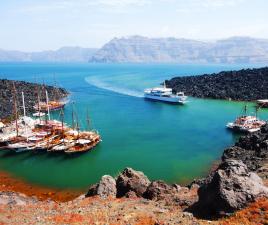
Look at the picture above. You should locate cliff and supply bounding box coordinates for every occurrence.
[167,67,268,101]
[89,36,268,64]
[0,79,69,119]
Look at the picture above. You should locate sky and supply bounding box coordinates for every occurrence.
[0,0,267,51]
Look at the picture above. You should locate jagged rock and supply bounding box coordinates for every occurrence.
[86,175,117,198]
[125,191,137,198]
[222,125,268,173]
[143,181,198,207]
[143,180,178,201]
[190,159,268,217]
[116,168,150,197]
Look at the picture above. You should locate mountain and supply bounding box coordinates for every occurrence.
[0,47,98,62]
[89,36,268,64]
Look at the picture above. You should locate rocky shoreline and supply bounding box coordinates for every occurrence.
[0,79,69,119]
[86,124,268,219]
[166,67,268,101]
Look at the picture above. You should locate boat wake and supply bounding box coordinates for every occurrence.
[85,76,143,98]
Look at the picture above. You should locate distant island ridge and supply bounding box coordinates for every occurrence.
[1,36,268,64]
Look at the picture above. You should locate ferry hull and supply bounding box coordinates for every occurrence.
[144,94,186,104]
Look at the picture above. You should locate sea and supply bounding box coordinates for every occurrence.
[0,62,267,190]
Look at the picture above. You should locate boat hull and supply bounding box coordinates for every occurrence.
[226,123,261,133]
[144,94,186,104]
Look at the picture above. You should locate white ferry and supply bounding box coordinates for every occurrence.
[144,83,187,104]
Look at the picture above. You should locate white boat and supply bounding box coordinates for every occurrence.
[226,105,266,133]
[7,142,35,152]
[144,83,187,104]
[257,99,268,108]
[32,112,46,117]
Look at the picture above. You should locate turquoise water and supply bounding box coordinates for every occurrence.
[0,63,267,189]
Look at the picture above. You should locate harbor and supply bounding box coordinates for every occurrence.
[0,81,101,154]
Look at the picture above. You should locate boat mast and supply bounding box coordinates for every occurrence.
[255,105,259,118]
[60,109,65,145]
[21,92,26,117]
[71,102,75,130]
[75,112,80,140]
[45,90,51,121]
[12,82,19,137]
[244,104,247,115]
[86,108,90,130]
[37,86,41,123]
[53,74,58,101]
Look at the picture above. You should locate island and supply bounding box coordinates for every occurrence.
[0,79,69,119]
[166,67,268,101]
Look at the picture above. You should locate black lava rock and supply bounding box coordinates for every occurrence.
[0,79,69,119]
[167,67,268,101]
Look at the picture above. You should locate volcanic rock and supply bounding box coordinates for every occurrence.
[86,175,117,198]
[116,168,150,197]
[190,159,268,217]
[167,67,268,101]
[222,125,268,174]
[143,180,179,201]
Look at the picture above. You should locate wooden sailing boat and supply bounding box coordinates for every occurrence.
[33,78,66,112]
[64,108,101,154]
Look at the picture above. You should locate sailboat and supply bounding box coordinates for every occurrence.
[64,108,101,154]
[226,105,266,133]
[34,80,66,112]
[33,86,46,117]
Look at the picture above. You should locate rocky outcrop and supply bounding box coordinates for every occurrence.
[0,79,69,119]
[86,175,117,198]
[87,169,198,207]
[167,67,268,101]
[143,180,180,201]
[116,168,150,197]
[222,125,268,175]
[0,191,38,205]
[190,160,268,217]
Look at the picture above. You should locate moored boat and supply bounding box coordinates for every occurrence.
[257,99,268,108]
[226,105,266,133]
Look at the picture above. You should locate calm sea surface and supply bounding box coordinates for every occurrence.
[0,63,267,189]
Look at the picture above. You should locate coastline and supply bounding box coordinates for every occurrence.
[0,170,83,202]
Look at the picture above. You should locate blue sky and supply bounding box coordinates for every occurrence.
[0,0,267,51]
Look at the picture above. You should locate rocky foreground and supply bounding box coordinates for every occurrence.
[167,67,268,101]
[0,79,69,119]
[1,126,268,224]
